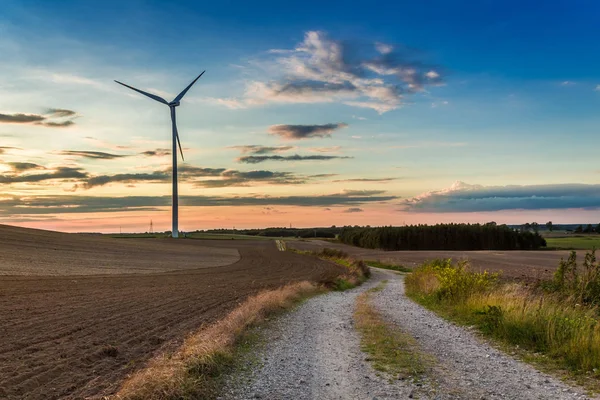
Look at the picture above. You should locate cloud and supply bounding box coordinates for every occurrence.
[268,123,348,140]
[218,31,444,113]
[401,181,600,212]
[47,108,77,117]
[595,84,600,91]
[229,145,294,155]
[344,207,364,213]
[71,164,306,189]
[238,154,352,164]
[333,177,398,183]
[41,120,75,127]
[0,191,397,215]
[309,146,341,153]
[0,167,88,184]
[196,170,304,188]
[59,150,129,160]
[140,148,171,157]
[6,162,45,172]
[81,172,169,189]
[0,113,46,123]
[0,146,18,154]
[178,165,227,177]
[342,190,387,196]
[0,109,78,127]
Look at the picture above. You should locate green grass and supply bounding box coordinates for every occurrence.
[405,259,600,392]
[545,235,600,250]
[355,281,433,380]
[365,260,411,273]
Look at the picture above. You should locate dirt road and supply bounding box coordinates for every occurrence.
[0,226,345,400]
[290,239,578,280]
[221,269,593,399]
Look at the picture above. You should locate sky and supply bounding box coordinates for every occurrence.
[1,0,599,233]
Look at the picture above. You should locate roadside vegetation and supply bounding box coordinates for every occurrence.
[291,247,370,290]
[405,252,600,387]
[115,281,324,400]
[340,223,546,250]
[354,281,434,381]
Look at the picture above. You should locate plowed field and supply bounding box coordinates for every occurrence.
[0,225,344,399]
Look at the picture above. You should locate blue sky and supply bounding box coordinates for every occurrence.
[0,0,599,231]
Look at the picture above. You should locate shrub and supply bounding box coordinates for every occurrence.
[405,259,498,303]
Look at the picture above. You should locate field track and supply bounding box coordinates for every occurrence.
[0,225,345,399]
[289,240,580,281]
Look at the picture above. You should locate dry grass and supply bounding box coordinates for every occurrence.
[114,281,323,400]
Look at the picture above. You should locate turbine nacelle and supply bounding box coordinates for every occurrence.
[169,101,181,107]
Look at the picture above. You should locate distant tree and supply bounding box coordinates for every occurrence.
[575,225,584,233]
[584,224,594,233]
[546,221,553,232]
[531,222,539,233]
[597,223,600,234]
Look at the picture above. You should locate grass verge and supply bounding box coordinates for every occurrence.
[290,247,370,290]
[113,281,323,400]
[354,280,433,381]
[405,257,600,392]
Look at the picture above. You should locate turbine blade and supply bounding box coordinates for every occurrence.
[114,80,169,105]
[171,109,185,161]
[176,132,184,162]
[173,71,205,103]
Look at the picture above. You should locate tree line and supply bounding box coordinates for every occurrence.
[339,223,547,251]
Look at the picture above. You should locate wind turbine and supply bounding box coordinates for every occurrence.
[115,71,205,238]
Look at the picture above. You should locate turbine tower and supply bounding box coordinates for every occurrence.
[115,71,205,238]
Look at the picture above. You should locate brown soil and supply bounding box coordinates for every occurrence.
[0,226,345,400]
[0,224,239,275]
[289,239,580,281]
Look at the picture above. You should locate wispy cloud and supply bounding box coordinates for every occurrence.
[333,177,398,183]
[6,162,45,172]
[228,145,294,155]
[0,191,398,215]
[401,181,600,212]
[238,154,352,164]
[59,150,129,160]
[215,31,443,113]
[309,146,341,153]
[0,146,19,154]
[0,109,78,128]
[0,167,88,184]
[140,148,171,157]
[268,123,348,140]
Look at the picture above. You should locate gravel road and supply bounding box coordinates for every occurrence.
[220,268,596,400]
